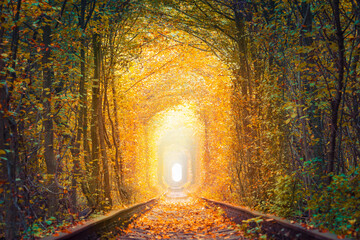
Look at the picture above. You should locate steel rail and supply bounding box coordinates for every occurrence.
[202,198,351,240]
[42,198,157,240]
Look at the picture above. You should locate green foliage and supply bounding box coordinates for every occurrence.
[269,173,305,218]
[237,216,267,239]
[308,168,360,237]
[303,158,324,178]
[45,216,57,226]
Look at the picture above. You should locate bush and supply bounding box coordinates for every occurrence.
[270,173,305,218]
[307,167,360,237]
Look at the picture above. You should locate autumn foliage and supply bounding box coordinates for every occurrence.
[0,0,359,239]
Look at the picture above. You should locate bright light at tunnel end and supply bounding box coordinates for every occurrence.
[172,163,182,182]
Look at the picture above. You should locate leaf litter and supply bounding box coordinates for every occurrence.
[116,196,246,239]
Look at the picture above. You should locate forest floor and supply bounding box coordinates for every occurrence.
[116,194,246,239]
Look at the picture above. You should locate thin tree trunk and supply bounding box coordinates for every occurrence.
[71,0,87,212]
[203,112,211,183]
[232,0,252,203]
[327,0,345,181]
[89,33,101,208]
[298,2,312,165]
[42,23,58,216]
[108,32,126,200]
[349,2,360,166]
[106,87,124,200]
[82,44,91,201]
[0,0,21,236]
[99,66,112,208]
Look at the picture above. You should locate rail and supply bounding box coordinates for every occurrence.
[202,198,349,240]
[42,198,157,240]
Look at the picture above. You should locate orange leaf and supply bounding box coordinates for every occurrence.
[62,229,72,234]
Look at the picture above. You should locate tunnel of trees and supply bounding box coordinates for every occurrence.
[0,0,360,238]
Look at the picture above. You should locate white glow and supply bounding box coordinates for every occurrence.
[172,163,182,182]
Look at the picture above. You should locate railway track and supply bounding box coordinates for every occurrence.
[202,198,348,240]
[42,199,157,240]
[43,193,348,240]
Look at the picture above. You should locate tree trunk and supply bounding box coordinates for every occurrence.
[99,69,112,208]
[232,0,252,203]
[202,111,211,183]
[349,2,360,165]
[110,71,126,200]
[300,2,325,169]
[0,0,21,236]
[42,23,58,216]
[327,0,345,181]
[71,0,87,213]
[108,31,127,200]
[89,33,101,208]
